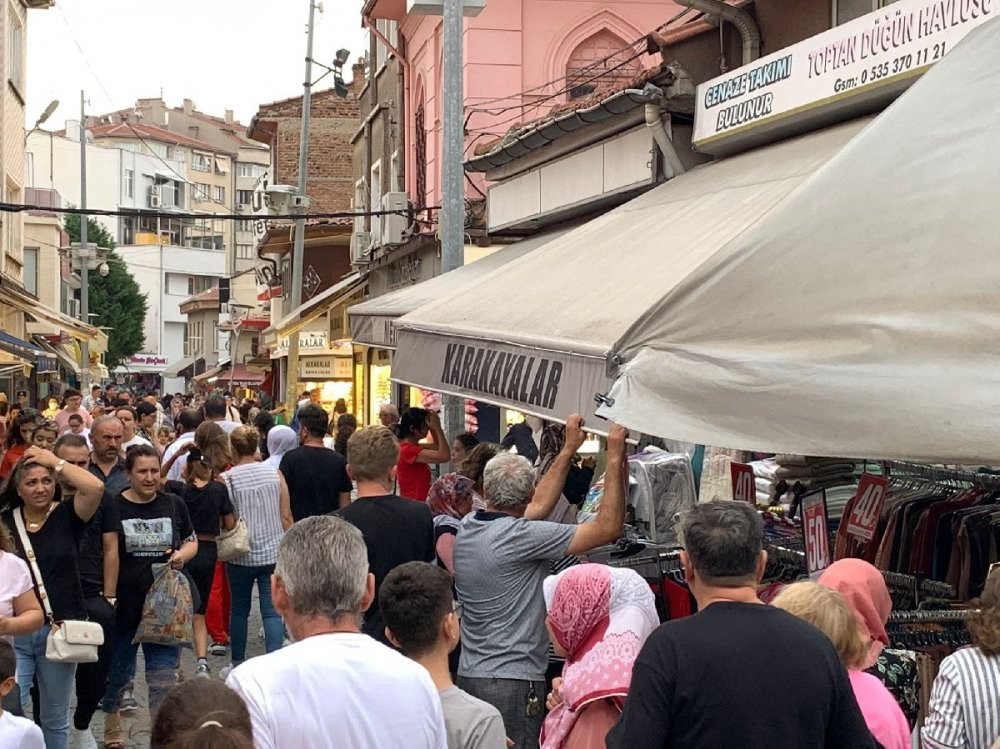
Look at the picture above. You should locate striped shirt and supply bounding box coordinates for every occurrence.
[922,646,1000,749]
[222,463,285,567]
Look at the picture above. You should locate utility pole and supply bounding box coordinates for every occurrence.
[286,0,316,409]
[440,0,466,445]
[78,90,91,391]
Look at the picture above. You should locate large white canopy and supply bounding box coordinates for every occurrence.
[599,19,1000,462]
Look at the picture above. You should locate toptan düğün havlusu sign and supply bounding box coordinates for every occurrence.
[693,0,995,155]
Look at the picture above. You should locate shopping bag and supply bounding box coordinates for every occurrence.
[133,565,194,646]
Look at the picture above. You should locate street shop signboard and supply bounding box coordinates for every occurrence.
[844,473,889,542]
[801,489,832,575]
[730,462,755,503]
[299,356,352,380]
[693,0,996,154]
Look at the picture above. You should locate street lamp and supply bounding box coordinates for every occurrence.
[24,99,58,143]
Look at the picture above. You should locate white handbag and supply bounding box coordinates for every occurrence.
[217,475,252,562]
[13,508,104,663]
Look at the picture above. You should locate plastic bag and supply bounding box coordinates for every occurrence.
[133,565,193,646]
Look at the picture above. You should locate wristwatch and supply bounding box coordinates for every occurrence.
[104,596,117,607]
[54,459,66,475]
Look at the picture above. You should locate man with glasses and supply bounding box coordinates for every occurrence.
[54,433,120,749]
[55,388,93,433]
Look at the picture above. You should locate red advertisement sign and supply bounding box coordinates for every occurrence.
[844,474,889,542]
[801,490,831,575]
[730,462,755,503]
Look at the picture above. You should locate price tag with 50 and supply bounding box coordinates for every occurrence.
[801,490,831,575]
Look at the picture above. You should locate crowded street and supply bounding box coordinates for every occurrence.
[1,1,1000,748]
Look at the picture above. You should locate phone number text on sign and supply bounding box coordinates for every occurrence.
[801,490,831,575]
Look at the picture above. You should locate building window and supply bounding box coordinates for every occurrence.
[237,219,254,232]
[214,185,225,203]
[149,142,170,159]
[354,178,366,233]
[192,183,211,203]
[8,12,23,93]
[414,104,427,209]
[124,169,134,199]
[834,0,901,24]
[236,189,254,206]
[375,19,398,70]
[183,323,190,357]
[191,152,212,172]
[390,150,402,193]
[237,163,264,178]
[236,243,254,259]
[370,161,382,242]
[22,247,37,295]
[565,29,641,100]
[188,275,214,296]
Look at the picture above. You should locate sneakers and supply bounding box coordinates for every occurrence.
[208,641,228,656]
[196,661,211,678]
[119,689,139,714]
[218,663,234,681]
[67,727,99,749]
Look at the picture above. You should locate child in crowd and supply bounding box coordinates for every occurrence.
[151,680,254,749]
[157,426,174,450]
[380,561,508,749]
[0,639,44,748]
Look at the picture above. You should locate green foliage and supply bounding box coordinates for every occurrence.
[63,215,147,370]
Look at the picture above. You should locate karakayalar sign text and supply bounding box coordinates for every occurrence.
[440,343,563,410]
[693,0,995,152]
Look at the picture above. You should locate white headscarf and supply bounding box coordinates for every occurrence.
[264,425,298,469]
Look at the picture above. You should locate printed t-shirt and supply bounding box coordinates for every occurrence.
[397,441,432,501]
[226,632,447,749]
[76,491,122,598]
[279,446,352,520]
[337,494,434,641]
[2,501,88,621]
[453,512,577,680]
[114,490,194,631]
[166,480,234,536]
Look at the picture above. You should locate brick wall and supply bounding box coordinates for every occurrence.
[255,87,361,215]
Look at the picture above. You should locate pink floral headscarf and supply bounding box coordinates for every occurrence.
[540,564,659,749]
[819,558,891,669]
[427,473,481,521]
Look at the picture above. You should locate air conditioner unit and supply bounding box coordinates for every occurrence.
[148,186,161,208]
[380,192,410,246]
[351,230,372,264]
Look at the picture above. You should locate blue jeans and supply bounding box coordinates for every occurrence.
[14,624,77,749]
[101,629,179,715]
[228,563,283,663]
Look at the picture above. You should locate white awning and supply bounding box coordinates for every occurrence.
[392,116,871,431]
[261,273,365,349]
[599,19,1000,463]
[349,225,577,348]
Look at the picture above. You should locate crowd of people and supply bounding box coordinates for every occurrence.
[0,384,998,749]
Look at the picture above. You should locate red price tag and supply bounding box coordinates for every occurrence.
[730,462,755,503]
[844,474,888,542]
[801,490,831,575]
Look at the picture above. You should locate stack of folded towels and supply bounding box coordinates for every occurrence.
[751,455,856,508]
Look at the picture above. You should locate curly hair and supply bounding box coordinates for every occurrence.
[457,442,500,494]
[969,566,1000,656]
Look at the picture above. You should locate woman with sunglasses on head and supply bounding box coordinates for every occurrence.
[30,420,59,452]
[101,444,197,749]
[166,447,235,679]
[0,446,104,749]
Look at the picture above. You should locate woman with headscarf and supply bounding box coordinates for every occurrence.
[426,473,480,573]
[541,564,659,749]
[819,558,920,727]
[263,425,298,471]
[536,423,595,525]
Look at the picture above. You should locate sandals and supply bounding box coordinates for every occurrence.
[103,711,126,749]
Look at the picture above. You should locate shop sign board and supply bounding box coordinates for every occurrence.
[844,473,888,541]
[730,462,755,503]
[693,0,996,154]
[299,356,352,380]
[801,489,832,575]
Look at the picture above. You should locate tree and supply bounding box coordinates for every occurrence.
[64,214,147,370]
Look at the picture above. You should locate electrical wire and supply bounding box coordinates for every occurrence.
[1,201,439,222]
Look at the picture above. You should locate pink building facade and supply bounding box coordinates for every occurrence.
[365,0,680,209]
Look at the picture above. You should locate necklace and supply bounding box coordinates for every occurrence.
[23,503,54,530]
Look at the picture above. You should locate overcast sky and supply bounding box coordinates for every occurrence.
[26,0,369,129]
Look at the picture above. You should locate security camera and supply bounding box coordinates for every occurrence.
[263,185,298,215]
[98,262,110,277]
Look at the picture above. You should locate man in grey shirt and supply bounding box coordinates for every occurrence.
[452,415,628,749]
[381,562,507,749]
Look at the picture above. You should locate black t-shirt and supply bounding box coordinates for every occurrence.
[114,490,195,632]
[280,446,352,520]
[76,491,122,598]
[336,495,435,641]
[165,480,234,537]
[2,501,88,621]
[606,602,877,749]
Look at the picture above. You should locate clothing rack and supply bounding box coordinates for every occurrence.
[887,608,978,623]
[882,570,957,600]
[887,461,1000,490]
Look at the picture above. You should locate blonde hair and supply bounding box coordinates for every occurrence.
[229,426,260,459]
[772,581,868,668]
[346,426,399,482]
